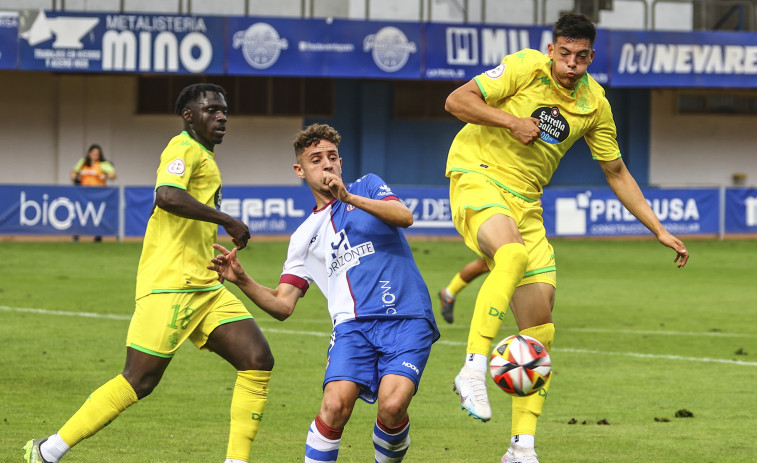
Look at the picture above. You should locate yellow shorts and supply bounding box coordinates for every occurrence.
[126,287,253,358]
[449,172,556,287]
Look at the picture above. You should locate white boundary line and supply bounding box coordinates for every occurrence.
[4,305,756,367]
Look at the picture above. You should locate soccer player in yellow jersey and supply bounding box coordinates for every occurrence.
[444,13,690,463]
[25,84,273,463]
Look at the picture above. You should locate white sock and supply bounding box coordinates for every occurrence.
[512,434,535,449]
[224,459,247,463]
[465,353,488,372]
[40,434,69,462]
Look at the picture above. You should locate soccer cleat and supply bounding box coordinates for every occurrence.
[501,443,539,463]
[23,438,52,463]
[439,288,456,324]
[453,365,491,421]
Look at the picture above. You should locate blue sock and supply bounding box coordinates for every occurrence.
[373,416,410,462]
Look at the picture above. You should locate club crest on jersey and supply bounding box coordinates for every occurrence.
[167,158,186,175]
[328,229,375,277]
[485,64,506,79]
[532,106,570,144]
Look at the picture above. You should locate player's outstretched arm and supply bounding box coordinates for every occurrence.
[156,186,250,248]
[209,244,300,320]
[599,158,689,268]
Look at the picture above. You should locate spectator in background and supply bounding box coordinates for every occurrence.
[70,144,116,241]
[71,144,116,186]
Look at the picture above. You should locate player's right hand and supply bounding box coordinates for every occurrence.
[510,117,541,145]
[209,244,246,284]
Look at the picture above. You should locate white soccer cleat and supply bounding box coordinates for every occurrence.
[453,365,492,421]
[501,443,539,463]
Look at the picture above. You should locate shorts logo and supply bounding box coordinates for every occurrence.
[402,361,420,375]
[485,64,506,79]
[167,158,185,175]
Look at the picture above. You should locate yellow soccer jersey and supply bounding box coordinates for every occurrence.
[446,48,621,201]
[135,131,224,299]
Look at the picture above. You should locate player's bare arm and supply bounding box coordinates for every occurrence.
[209,243,299,320]
[445,79,540,145]
[156,185,250,248]
[323,171,413,228]
[599,158,689,267]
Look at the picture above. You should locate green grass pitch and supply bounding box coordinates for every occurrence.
[2,238,756,462]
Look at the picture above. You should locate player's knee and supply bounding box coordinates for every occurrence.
[248,345,275,371]
[124,374,161,399]
[377,399,409,426]
[493,243,528,270]
[320,394,354,424]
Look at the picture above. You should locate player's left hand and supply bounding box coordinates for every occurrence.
[658,232,689,268]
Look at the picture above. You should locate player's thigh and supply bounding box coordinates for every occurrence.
[449,172,522,261]
[510,282,555,329]
[376,374,416,421]
[325,320,382,404]
[320,380,361,427]
[189,287,255,349]
[206,317,273,371]
[375,319,434,394]
[518,199,557,288]
[127,291,219,357]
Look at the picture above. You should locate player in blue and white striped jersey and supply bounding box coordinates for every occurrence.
[208,123,439,462]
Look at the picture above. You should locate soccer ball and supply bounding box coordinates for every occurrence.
[490,334,551,397]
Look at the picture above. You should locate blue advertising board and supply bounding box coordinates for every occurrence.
[608,29,757,88]
[9,9,757,88]
[542,187,720,237]
[0,185,119,236]
[18,10,224,74]
[0,12,18,70]
[123,185,457,237]
[3,184,755,239]
[724,187,757,234]
[422,23,610,84]
[227,16,422,79]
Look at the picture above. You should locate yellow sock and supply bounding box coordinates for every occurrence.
[511,323,555,436]
[58,374,138,447]
[446,273,468,297]
[466,243,527,355]
[226,370,271,462]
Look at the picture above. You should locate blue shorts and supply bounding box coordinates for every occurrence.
[324,318,435,404]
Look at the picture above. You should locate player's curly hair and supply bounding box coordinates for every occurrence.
[553,12,596,46]
[174,83,227,116]
[293,123,342,159]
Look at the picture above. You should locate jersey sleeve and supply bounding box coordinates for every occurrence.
[154,136,199,191]
[585,95,622,162]
[356,173,399,201]
[280,234,312,296]
[72,158,85,172]
[100,161,116,174]
[474,49,537,105]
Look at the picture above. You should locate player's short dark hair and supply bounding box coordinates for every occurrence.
[174,83,227,116]
[293,123,342,159]
[553,12,596,46]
